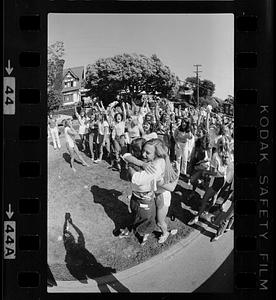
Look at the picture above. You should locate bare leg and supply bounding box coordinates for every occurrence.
[74,144,88,166]
[197,187,216,217]
[88,133,95,160]
[98,143,103,161]
[188,187,216,225]
[67,145,76,172]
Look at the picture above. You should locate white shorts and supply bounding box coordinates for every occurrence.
[79,125,86,135]
[156,190,171,208]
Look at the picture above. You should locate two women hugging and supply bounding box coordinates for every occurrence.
[119,138,180,245]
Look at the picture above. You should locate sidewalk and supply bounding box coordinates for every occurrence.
[49,226,233,293]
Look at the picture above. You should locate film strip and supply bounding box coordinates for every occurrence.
[2,0,273,298]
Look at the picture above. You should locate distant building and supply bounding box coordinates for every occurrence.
[61,66,85,106]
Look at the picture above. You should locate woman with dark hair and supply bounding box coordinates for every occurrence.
[155,102,172,151]
[174,118,193,177]
[74,105,89,152]
[87,112,98,162]
[95,113,110,163]
[111,102,126,170]
[142,121,158,141]
[187,134,211,194]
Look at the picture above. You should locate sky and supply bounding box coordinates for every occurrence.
[48,14,234,99]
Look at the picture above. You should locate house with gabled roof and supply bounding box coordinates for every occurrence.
[61,66,85,106]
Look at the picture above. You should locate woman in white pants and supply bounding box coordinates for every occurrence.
[174,118,193,177]
[48,114,61,150]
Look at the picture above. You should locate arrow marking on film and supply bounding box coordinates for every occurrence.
[6,204,14,219]
[5,59,13,76]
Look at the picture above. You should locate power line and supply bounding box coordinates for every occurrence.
[193,64,202,107]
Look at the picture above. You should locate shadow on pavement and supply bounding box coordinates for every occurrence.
[62,152,84,166]
[194,250,234,293]
[63,214,130,292]
[47,264,57,287]
[90,185,132,236]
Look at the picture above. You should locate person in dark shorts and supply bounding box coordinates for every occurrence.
[188,138,230,225]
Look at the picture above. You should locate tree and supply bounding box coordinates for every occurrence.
[47,41,65,111]
[84,53,180,106]
[48,90,63,112]
[185,77,216,106]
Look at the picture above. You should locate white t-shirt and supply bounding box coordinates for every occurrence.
[211,152,228,178]
[113,121,125,138]
[131,158,165,193]
[143,132,158,141]
[98,120,109,135]
[225,160,234,183]
[78,117,87,134]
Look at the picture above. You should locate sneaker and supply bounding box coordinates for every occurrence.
[119,229,130,238]
[94,159,101,163]
[211,234,222,242]
[158,232,170,244]
[141,234,149,246]
[201,211,208,217]
[188,216,199,225]
[170,229,178,235]
[224,228,231,233]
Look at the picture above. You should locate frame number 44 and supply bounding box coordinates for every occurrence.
[3,77,15,115]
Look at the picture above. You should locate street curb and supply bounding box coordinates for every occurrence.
[51,228,201,290]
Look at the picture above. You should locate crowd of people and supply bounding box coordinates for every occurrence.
[48,97,234,244]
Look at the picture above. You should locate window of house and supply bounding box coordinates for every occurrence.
[64,94,74,103]
[64,79,76,88]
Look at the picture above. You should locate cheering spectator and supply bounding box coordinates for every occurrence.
[48,113,61,150]
[174,118,193,177]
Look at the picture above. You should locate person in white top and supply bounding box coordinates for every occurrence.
[142,121,158,141]
[48,114,61,150]
[174,118,193,177]
[111,102,126,170]
[95,113,110,163]
[74,105,89,152]
[188,138,230,225]
[63,119,89,172]
[127,138,179,244]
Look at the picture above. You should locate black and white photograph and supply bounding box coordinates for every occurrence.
[47,13,234,293]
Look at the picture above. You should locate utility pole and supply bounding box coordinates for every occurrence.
[193,64,202,107]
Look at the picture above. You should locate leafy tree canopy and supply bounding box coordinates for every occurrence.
[84,53,180,106]
[185,77,216,103]
[48,41,65,112]
[48,41,65,89]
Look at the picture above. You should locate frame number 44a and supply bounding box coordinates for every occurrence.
[4,221,16,259]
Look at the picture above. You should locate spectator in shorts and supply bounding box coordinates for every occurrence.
[174,118,193,177]
[48,113,61,150]
[188,138,230,225]
[95,113,110,163]
[64,119,89,172]
[74,105,89,152]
